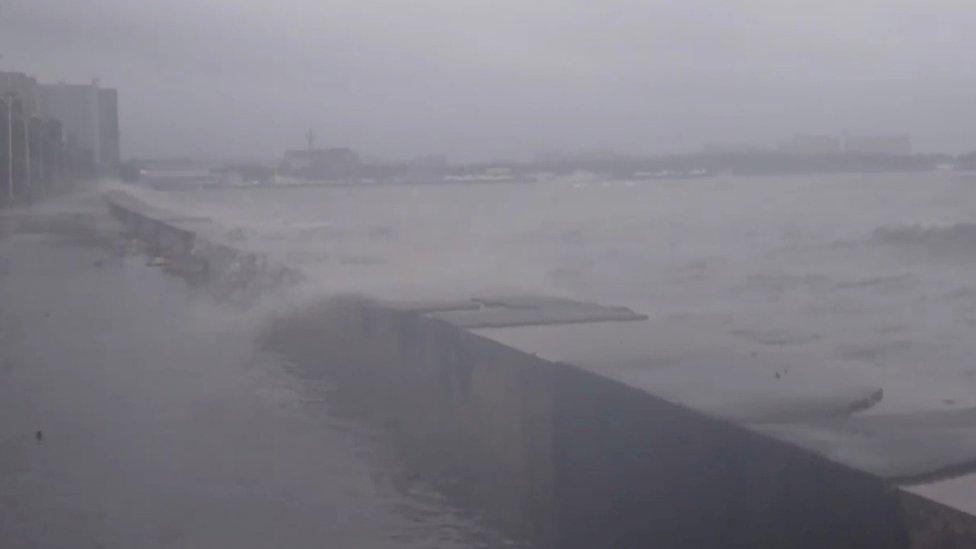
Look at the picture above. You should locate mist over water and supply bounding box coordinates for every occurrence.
[8,1,976,159]
[122,171,976,421]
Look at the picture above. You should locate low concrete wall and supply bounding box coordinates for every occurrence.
[106,191,301,299]
[262,299,912,548]
[902,491,976,548]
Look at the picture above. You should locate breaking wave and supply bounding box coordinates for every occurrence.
[872,223,976,257]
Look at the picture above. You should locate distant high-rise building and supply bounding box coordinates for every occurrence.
[410,153,448,168]
[0,71,40,115]
[38,80,120,170]
[781,134,842,155]
[98,88,120,167]
[38,82,99,169]
[701,142,764,154]
[1,72,40,201]
[279,148,361,179]
[843,134,911,156]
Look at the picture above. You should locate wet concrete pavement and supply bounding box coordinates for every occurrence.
[0,201,518,548]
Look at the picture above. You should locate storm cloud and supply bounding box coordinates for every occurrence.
[2,0,974,160]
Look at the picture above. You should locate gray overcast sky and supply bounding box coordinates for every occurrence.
[2,0,974,161]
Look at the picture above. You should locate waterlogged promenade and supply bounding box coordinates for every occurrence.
[0,192,521,549]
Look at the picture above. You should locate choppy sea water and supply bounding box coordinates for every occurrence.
[130,172,976,417]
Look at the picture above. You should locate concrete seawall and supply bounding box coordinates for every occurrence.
[106,191,976,548]
[106,190,301,300]
[263,299,912,548]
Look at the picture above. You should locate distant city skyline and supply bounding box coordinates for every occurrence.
[3,1,975,162]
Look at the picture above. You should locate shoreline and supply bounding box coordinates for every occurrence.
[102,186,976,547]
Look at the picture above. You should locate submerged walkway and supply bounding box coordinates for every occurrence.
[0,196,519,548]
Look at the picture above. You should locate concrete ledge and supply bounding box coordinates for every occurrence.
[902,490,976,547]
[261,297,976,548]
[431,295,648,328]
[104,190,301,300]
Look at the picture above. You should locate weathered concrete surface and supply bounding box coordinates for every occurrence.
[907,472,976,529]
[262,299,915,548]
[379,299,481,313]
[901,491,976,549]
[759,408,976,482]
[481,321,976,482]
[431,295,647,328]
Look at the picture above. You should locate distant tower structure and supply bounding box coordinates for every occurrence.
[305,129,317,151]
